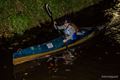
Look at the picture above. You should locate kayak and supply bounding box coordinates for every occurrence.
[13,27,97,65]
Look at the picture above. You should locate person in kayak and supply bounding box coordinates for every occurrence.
[54,19,79,43]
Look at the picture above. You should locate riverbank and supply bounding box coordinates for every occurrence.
[0,0,100,37]
[104,0,120,44]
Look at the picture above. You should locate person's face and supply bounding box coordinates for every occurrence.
[64,20,69,27]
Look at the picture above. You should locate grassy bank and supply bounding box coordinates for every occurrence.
[0,0,101,37]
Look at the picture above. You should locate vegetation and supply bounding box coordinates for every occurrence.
[105,1,120,44]
[0,0,101,37]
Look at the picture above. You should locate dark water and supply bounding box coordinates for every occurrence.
[14,33,120,80]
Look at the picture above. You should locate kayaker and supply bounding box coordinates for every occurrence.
[54,19,79,43]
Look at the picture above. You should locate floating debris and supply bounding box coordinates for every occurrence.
[22,78,26,80]
[98,57,102,60]
[105,51,109,55]
[24,73,28,76]
[30,66,34,69]
[22,39,27,42]
[11,42,19,46]
[51,75,67,79]
[30,47,34,50]
[116,52,120,55]
[54,68,58,72]
[65,69,71,72]
[80,50,82,53]
[3,65,7,69]
[8,47,13,50]
[37,63,41,66]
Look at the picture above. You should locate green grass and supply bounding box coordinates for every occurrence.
[0,0,101,36]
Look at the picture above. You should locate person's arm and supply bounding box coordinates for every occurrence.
[70,23,79,32]
[53,21,58,30]
[54,21,65,30]
[63,36,71,43]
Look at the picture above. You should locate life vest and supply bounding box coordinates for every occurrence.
[64,23,76,37]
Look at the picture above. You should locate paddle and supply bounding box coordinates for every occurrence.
[45,3,61,33]
[45,4,53,24]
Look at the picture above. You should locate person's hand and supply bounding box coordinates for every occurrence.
[54,21,57,30]
[63,39,67,43]
[54,21,57,25]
